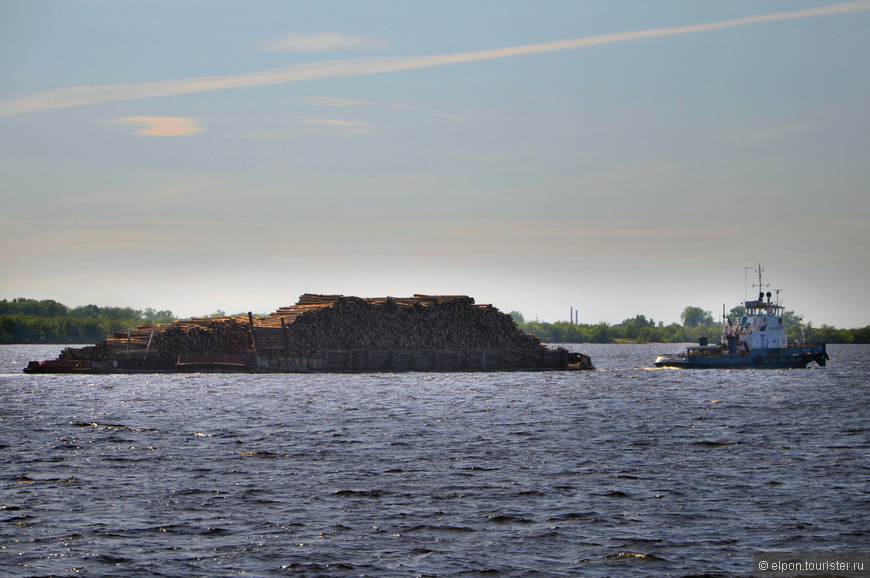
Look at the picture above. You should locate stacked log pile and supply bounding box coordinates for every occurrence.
[152,320,250,363]
[60,317,250,369]
[252,294,542,354]
[50,293,583,372]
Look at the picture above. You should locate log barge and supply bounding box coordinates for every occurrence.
[24,294,592,373]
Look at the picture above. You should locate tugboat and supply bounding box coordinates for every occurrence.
[654,266,828,369]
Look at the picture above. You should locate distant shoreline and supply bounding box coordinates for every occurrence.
[2,298,868,345]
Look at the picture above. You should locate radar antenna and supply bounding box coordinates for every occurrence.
[752,264,769,301]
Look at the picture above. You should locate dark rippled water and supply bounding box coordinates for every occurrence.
[1,344,868,576]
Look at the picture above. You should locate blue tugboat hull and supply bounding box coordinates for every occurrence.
[654,344,828,369]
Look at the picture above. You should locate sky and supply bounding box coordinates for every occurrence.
[2,1,869,327]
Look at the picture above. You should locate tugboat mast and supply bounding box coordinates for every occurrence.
[753,264,769,303]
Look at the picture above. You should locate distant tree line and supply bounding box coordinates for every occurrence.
[0,298,175,344]
[2,298,867,345]
[511,307,870,344]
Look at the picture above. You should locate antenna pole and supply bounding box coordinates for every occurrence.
[744,266,753,303]
[752,264,769,300]
[757,264,763,297]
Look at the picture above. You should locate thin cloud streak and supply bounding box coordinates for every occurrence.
[251,31,389,53]
[294,96,374,107]
[304,118,378,127]
[2,216,725,240]
[303,118,384,133]
[2,1,869,116]
[118,116,205,136]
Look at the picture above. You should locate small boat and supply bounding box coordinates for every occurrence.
[654,267,828,369]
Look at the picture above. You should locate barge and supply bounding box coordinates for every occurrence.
[24,294,592,373]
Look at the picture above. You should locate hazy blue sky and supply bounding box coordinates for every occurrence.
[2,1,869,326]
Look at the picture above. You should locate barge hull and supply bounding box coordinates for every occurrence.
[26,348,593,374]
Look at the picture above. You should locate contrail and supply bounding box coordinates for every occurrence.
[2,0,868,116]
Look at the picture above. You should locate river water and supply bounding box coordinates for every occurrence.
[1,343,867,576]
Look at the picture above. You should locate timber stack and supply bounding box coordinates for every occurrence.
[24,294,592,373]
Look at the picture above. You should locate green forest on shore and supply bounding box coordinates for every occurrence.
[1,298,868,345]
[0,299,176,344]
[512,308,870,345]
